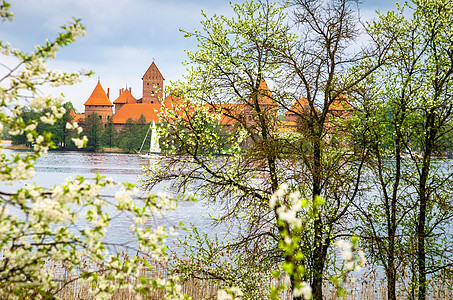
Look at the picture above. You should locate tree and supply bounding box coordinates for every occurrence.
[0,2,186,298]
[117,114,148,153]
[143,1,388,299]
[10,107,40,147]
[101,117,117,148]
[57,101,76,148]
[136,113,149,147]
[275,0,392,296]
[84,112,103,150]
[352,1,453,299]
[9,102,76,149]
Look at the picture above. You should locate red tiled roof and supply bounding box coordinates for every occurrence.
[257,79,274,105]
[286,98,310,115]
[113,88,137,104]
[162,94,199,122]
[208,103,246,125]
[112,103,160,124]
[69,108,84,122]
[279,120,298,133]
[84,82,113,106]
[74,114,85,123]
[143,62,164,79]
[259,79,270,92]
[328,95,352,111]
[163,94,183,109]
[283,120,298,127]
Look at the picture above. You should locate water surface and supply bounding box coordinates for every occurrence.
[0,148,222,254]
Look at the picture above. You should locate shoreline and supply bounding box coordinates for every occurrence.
[2,141,130,154]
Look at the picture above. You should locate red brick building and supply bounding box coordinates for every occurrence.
[74,62,351,133]
[142,62,164,105]
[83,81,113,123]
[75,62,165,129]
[113,87,138,114]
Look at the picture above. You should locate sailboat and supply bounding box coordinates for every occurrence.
[139,121,161,159]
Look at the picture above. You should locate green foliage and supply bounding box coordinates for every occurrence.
[351,0,453,298]
[101,117,117,148]
[158,99,244,155]
[118,116,148,153]
[145,1,380,299]
[84,113,103,150]
[172,224,275,299]
[10,102,76,149]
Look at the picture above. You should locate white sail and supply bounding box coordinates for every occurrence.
[149,120,160,153]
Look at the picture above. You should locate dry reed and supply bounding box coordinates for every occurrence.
[18,256,451,299]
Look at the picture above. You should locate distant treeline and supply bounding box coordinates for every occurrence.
[8,102,153,153]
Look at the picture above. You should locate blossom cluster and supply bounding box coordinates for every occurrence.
[269,184,367,299]
[292,282,312,300]
[0,1,13,22]
[335,239,366,272]
[269,183,305,229]
[217,286,244,300]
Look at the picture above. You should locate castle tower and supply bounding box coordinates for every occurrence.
[84,82,113,123]
[142,62,164,104]
[113,87,137,114]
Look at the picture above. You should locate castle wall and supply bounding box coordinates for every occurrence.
[85,105,113,123]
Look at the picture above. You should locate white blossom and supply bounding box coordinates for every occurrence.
[217,286,243,300]
[36,135,44,144]
[40,115,55,125]
[9,128,21,136]
[293,281,312,299]
[72,136,87,148]
[29,95,50,110]
[115,187,132,207]
[359,250,366,265]
[269,194,278,208]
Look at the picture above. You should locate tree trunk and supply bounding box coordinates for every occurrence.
[417,159,429,300]
[311,223,326,300]
[387,218,397,300]
[387,127,404,300]
[311,134,325,300]
[417,112,435,300]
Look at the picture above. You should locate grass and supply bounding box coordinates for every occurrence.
[9,254,451,299]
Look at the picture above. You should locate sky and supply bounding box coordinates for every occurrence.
[1,0,398,112]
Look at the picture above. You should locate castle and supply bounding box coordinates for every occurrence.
[73,62,166,130]
[72,61,351,132]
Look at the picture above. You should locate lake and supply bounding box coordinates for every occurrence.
[0,148,223,255]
